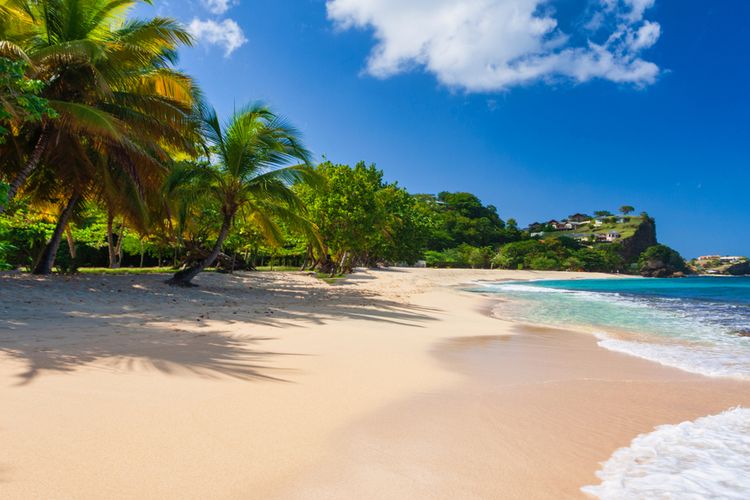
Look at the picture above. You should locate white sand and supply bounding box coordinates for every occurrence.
[1,269,748,499]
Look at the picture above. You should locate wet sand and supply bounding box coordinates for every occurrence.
[274,328,750,499]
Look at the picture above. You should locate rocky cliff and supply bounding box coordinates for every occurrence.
[619,217,658,263]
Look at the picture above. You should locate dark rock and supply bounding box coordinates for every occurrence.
[726,260,750,276]
[620,218,658,264]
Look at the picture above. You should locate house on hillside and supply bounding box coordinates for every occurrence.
[548,220,571,231]
[698,255,720,261]
[606,231,621,242]
[719,256,745,263]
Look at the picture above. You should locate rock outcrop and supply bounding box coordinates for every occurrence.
[725,260,750,276]
[639,243,689,278]
[619,217,658,264]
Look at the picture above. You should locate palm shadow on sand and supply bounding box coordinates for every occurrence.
[0,271,438,385]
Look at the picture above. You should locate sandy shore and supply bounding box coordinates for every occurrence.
[1,268,748,499]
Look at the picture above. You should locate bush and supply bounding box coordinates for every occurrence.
[528,255,560,270]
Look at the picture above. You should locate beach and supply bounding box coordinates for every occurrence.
[1,268,748,499]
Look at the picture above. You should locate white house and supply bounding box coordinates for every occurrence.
[606,231,621,242]
[719,256,745,263]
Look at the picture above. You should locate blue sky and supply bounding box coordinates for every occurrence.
[136,1,749,258]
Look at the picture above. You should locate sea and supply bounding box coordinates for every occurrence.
[474,276,750,499]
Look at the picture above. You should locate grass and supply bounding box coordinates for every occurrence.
[254,265,301,272]
[314,271,346,285]
[77,265,305,274]
[545,218,643,241]
[74,266,344,283]
[77,267,176,275]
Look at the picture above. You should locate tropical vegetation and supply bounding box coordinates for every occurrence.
[0,0,688,280]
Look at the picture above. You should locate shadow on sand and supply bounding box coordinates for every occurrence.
[0,271,437,385]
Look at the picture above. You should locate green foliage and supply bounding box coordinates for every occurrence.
[0,204,55,269]
[492,237,624,272]
[296,161,430,269]
[0,57,56,143]
[619,205,635,216]
[493,240,546,269]
[416,192,513,250]
[424,244,494,268]
[639,245,688,274]
[0,182,8,207]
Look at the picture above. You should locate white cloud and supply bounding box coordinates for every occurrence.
[326,0,662,92]
[200,0,238,15]
[188,18,248,56]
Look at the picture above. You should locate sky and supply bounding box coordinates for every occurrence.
[135,0,749,258]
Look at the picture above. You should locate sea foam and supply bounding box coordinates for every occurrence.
[478,280,750,380]
[594,334,750,380]
[582,408,750,499]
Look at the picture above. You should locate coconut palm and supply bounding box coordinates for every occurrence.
[0,0,197,217]
[164,103,319,287]
[0,0,199,273]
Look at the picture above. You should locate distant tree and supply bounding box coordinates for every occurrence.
[297,161,430,272]
[594,210,613,218]
[416,192,507,250]
[619,205,635,216]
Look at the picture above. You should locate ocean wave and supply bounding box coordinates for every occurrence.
[594,334,750,380]
[582,408,750,499]
[481,280,750,380]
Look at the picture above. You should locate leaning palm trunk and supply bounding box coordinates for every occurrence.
[32,192,79,275]
[0,126,49,215]
[166,213,233,287]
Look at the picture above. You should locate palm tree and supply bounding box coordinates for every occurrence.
[164,103,318,287]
[0,0,199,273]
[0,0,197,216]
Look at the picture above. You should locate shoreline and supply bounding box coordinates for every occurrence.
[1,268,748,498]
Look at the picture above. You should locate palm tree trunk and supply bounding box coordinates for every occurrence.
[106,210,118,268]
[32,192,79,275]
[65,226,77,259]
[0,126,49,215]
[166,212,233,287]
[114,223,124,267]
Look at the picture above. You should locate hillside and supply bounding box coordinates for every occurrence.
[529,214,657,265]
[690,256,750,275]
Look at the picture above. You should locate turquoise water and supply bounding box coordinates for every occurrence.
[477,277,750,379]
